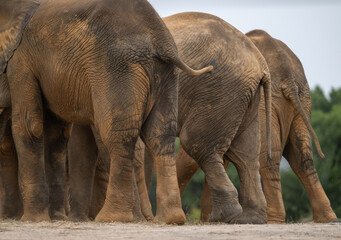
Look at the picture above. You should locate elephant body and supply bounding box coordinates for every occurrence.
[61,12,273,224]
[0,111,70,220]
[133,12,272,224]
[0,0,213,223]
[198,30,337,223]
[247,30,336,223]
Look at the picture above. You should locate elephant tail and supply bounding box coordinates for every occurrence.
[170,57,215,76]
[286,89,325,159]
[262,70,272,160]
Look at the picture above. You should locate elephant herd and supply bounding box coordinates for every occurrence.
[0,0,337,224]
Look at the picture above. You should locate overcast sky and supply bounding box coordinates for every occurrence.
[149,0,341,95]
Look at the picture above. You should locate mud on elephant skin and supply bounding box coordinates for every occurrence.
[246,30,337,223]
[198,30,337,224]
[133,12,273,224]
[67,125,148,222]
[0,109,71,221]
[0,0,213,223]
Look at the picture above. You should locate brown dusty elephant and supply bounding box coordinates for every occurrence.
[67,124,149,221]
[0,122,145,221]
[0,0,213,223]
[0,110,71,220]
[132,12,273,224]
[198,30,337,223]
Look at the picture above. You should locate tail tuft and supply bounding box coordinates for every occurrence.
[209,59,216,73]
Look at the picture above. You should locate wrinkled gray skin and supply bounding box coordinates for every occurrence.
[67,124,147,222]
[247,30,336,223]
[0,123,145,221]
[132,12,273,224]
[199,30,337,223]
[0,0,213,223]
[0,111,71,220]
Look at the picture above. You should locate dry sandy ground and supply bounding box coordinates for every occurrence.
[0,220,340,240]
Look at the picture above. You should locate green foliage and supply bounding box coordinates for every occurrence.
[310,86,330,112]
[182,169,204,218]
[281,86,341,222]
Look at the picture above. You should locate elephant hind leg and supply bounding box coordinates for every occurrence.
[44,111,70,221]
[93,66,150,223]
[226,86,267,224]
[284,117,337,223]
[68,125,98,222]
[199,154,242,223]
[0,122,23,220]
[176,144,200,195]
[200,160,229,222]
[7,60,49,222]
[133,138,153,221]
[259,148,286,223]
[140,72,185,224]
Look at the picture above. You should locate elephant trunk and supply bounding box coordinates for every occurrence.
[287,90,325,159]
[262,71,272,160]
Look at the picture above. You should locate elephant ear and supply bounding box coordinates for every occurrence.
[0,0,40,73]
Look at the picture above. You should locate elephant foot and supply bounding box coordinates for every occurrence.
[154,207,186,225]
[68,212,91,222]
[1,211,22,220]
[95,209,133,223]
[209,202,243,223]
[21,210,50,222]
[50,209,67,221]
[132,208,147,222]
[268,219,285,224]
[231,209,267,224]
[141,204,154,221]
[313,211,337,223]
[266,209,286,223]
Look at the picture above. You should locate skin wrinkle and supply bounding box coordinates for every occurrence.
[0,0,186,224]
[244,29,336,223]
[136,12,271,224]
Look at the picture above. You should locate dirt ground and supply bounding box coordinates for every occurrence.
[0,220,340,240]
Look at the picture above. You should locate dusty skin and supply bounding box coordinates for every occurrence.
[0,221,340,240]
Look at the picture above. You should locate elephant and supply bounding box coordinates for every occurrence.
[132,12,274,224]
[198,30,337,223]
[0,0,213,223]
[67,124,149,222]
[0,122,146,221]
[0,110,71,220]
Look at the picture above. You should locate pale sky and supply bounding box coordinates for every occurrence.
[149,0,341,95]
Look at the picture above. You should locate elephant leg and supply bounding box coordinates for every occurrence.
[132,169,146,222]
[93,68,151,222]
[0,121,23,219]
[199,154,242,223]
[283,117,337,223]
[224,86,266,224]
[133,137,153,221]
[68,125,98,221]
[200,160,229,222]
[93,123,138,222]
[88,134,110,219]
[141,85,185,225]
[44,111,70,220]
[258,119,285,223]
[144,145,154,191]
[176,144,199,195]
[7,62,49,221]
